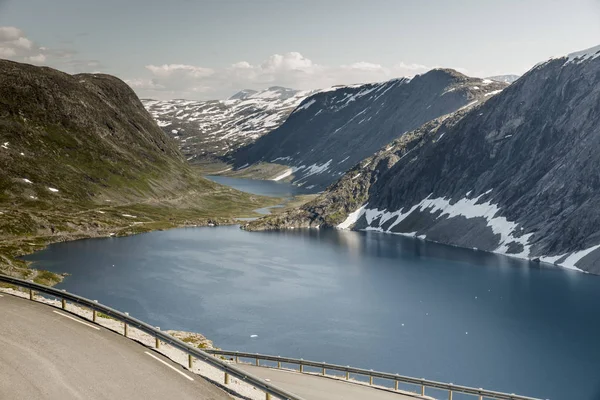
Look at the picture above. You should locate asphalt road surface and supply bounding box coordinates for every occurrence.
[237,364,424,400]
[0,293,231,400]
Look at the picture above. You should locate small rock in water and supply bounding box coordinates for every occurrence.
[250,334,258,338]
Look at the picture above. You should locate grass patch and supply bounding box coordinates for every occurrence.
[33,270,62,286]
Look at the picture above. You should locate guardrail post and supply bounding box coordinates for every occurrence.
[420,380,425,396]
[123,312,129,337]
[255,357,259,366]
[224,372,229,384]
[92,300,98,322]
[61,290,66,309]
[394,380,398,390]
[299,363,303,373]
[369,375,373,385]
[277,360,281,369]
[345,371,349,380]
[155,327,160,348]
[188,354,193,369]
[322,364,326,376]
[235,355,239,363]
[448,389,453,400]
[265,393,271,400]
[29,288,34,300]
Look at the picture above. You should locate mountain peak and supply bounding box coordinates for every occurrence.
[565,44,600,64]
[228,86,299,101]
[486,74,520,84]
[228,89,259,100]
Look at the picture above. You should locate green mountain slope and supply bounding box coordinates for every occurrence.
[0,60,275,283]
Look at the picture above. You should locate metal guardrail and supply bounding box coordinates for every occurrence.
[205,350,542,400]
[0,274,305,400]
[0,274,541,400]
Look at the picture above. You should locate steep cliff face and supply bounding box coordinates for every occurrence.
[248,45,600,274]
[232,69,506,190]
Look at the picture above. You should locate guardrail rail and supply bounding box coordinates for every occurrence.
[0,274,542,400]
[0,274,304,400]
[205,350,542,400]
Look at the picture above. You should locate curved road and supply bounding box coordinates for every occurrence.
[1,292,426,400]
[237,365,423,400]
[0,293,230,400]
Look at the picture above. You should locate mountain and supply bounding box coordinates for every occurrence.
[0,59,274,282]
[228,89,258,100]
[486,74,520,84]
[247,45,600,275]
[232,70,507,190]
[142,86,317,162]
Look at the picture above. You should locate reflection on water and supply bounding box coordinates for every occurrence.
[23,226,600,400]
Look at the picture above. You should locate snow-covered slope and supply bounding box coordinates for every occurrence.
[233,69,507,190]
[142,86,317,161]
[486,74,520,84]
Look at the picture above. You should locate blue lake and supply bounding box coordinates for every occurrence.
[24,225,600,400]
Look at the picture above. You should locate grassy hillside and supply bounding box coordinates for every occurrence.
[0,60,277,283]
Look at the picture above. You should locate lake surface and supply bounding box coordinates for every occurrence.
[205,175,313,197]
[25,226,600,400]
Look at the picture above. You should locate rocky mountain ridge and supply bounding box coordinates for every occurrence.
[232,69,507,190]
[247,45,600,275]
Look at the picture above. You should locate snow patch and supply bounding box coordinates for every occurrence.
[459,100,479,111]
[484,89,503,97]
[22,179,32,184]
[272,168,293,181]
[337,204,368,230]
[271,156,292,162]
[558,244,600,271]
[355,192,533,258]
[565,44,600,64]
[48,187,59,193]
[299,160,332,178]
[294,99,316,113]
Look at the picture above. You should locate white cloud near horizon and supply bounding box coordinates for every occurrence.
[131,52,449,100]
[0,26,469,101]
[0,26,102,72]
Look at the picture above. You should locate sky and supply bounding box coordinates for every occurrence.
[1,0,599,100]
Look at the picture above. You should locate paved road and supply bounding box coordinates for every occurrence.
[0,293,231,400]
[237,364,424,400]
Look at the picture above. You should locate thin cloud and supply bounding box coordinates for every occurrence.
[0,26,101,73]
[139,52,437,100]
